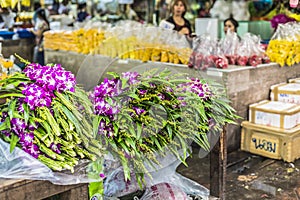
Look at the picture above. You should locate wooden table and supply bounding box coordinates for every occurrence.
[0,179,89,200]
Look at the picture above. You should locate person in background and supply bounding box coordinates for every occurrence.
[223,16,239,35]
[0,7,16,30]
[166,0,192,36]
[77,3,90,22]
[32,3,50,27]
[30,9,50,66]
[58,0,70,15]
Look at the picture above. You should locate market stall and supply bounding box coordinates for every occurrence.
[44,48,300,152]
[2,0,300,199]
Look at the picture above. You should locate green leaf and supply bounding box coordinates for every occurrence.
[40,120,52,137]
[178,136,188,162]
[158,69,172,77]
[8,99,17,120]
[89,182,104,199]
[126,137,136,150]
[153,137,162,150]
[136,123,142,141]
[23,104,30,125]
[169,79,190,84]
[0,93,25,99]
[61,105,82,135]
[10,134,19,153]
[119,142,130,154]
[121,78,129,89]
[12,112,24,119]
[113,123,119,136]
[127,93,139,99]
[5,117,11,129]
[166,124,173,139]
[128,124,136,137]
[41,107,61,137]
[92,115,102,137]
[106,71,120,79]
[0,121,7,131]
[105,97,113,106]
[141,82,150,87]
[118,153,131,181]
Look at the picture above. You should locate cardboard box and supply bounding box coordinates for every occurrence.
[241,121,300,162]
[249,100,300,129]
[288,77,300,84]
[270,83,300,104]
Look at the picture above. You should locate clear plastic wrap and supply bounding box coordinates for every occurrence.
[102,148,209,199]
[139,182,189,200]
[0,63,106,186]
[188,34,218,70]
[104,167,143,198]
[266,22,300,66]
[239,33,270,66]
[219,30,240,65]
[144,150,209,199]
[0,138,101,185]
[93,24,191,64]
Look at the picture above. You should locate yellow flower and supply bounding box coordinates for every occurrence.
[0,73,8,80]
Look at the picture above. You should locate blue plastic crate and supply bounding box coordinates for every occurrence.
[0,31,15,39]
[17,29,35,38]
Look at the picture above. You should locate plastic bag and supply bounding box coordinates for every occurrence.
[102,146,209,199]
[219,30,240,65]
[139,182,189,200]
[103,167,143,198]
[239,33,269,67]
[188,34,218,70]
[266,22,300,66]
[0,138,102,185]
[144,150,209,199]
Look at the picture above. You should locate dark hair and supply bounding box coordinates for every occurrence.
[36,9,50,28]
[224,16,239,32]
[78,3,87,10]
[34,2,41,10]
[171,0,188,17]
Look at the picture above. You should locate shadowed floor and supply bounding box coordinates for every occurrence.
[177,146,300,199]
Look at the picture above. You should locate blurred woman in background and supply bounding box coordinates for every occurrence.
[223,16,239,34]
[30,9,50,66]
[166,0,192,36]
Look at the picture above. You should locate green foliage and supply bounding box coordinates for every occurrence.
[93,68,240,186]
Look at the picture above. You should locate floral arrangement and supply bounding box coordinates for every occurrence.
[266,22,300,67]
[90,68,239,184]
[0,61,104,172]
[270,13,296,30]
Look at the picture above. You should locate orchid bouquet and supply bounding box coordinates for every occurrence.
[90,68,238,185]
[0,62,104,173]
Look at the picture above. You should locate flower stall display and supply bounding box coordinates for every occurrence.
[90,67,239,187]
[188,32,270,70]
[0,59,105,184]
[270,13,297,31]
[44,21,192,65]
[266,22,300,67]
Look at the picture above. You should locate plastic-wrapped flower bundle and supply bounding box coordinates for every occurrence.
[270,14,296,31]
[266,22,300,67]
[90,68,239,185]
[0,62,104,173]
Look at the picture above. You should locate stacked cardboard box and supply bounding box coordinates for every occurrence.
[241,80,300,162]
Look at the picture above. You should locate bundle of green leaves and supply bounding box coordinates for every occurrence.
[90,68,239,185]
